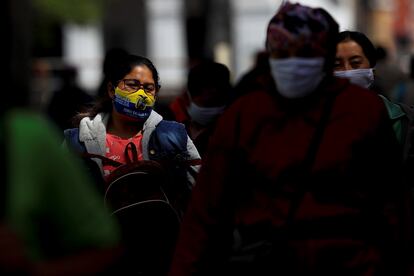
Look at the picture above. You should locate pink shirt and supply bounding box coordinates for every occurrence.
[103,132,143,177]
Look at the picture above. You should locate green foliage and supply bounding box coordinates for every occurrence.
[33,0,105,24]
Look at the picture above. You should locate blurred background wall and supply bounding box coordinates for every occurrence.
[8,0,414,111]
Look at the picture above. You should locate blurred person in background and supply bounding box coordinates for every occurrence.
[169,60,232,157]
[232,50,270,102]
[30,59,58,113]
[0,110,123,276]
[334,32,414,270]
[372,45,406,100]
[334,31,377,90]
[389,55,414,107]
[169,2,409,276]
[47,64,94,134]
[0,0,124,274]
[334,31,410,149]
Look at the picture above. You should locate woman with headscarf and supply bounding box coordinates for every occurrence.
[168,2,408,276]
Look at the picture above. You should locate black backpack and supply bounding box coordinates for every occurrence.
[64,120,200,213]
[64,120,200,275]
[100,150,181,276]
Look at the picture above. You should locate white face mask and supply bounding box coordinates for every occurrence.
[269,57,326,98]
[333,68,374,89]
[187,102,226,126]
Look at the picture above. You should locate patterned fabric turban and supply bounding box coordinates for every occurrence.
[266,2,339,57]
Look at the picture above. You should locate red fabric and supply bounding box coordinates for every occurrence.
[103,132,143,177]
[169,76,408,275]
[169,93,190,123]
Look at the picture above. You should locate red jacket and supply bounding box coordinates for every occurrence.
[169,76,409,276]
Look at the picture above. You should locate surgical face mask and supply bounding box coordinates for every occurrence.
[269,57,326,98]
[113,87,156,121]
[187,102,226,126]
[333,68,374,89]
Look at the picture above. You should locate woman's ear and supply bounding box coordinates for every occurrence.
[107,82,115,99]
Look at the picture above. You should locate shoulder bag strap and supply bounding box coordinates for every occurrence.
[124,142,139,164]
[81,152,123,167]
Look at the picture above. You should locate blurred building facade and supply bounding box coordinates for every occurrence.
[24,0,414,107]
[364,0,414,73]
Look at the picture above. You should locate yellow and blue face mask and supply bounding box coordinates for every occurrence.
[113,87,156,121]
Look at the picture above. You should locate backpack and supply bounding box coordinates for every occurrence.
[63,120,199,214]
[64,120,200,275]
[98,148,181,276]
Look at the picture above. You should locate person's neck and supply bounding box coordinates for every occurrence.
[108,111,144,139]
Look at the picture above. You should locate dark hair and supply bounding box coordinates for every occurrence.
[187,60,231,97]
[96,48,129,98]
[72,54,160,125]
[337,31,377,67]
[103,47,129,76]
[375,45,388,61]
[106,54,161,90]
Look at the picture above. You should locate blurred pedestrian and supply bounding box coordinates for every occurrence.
[334,31,376,89]
[373,45,406,99]
[334,31,414,270]
[30,59,58,112]
[334,31,409,146]
[1,2,124,272]
[47,64,94,134]
[232,50,270,101]
[169,60,232,157]
[390,55,414,107]
[0,109,122,276]
[169,3,407,276]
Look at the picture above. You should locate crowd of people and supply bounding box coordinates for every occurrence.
[3,1,414,275]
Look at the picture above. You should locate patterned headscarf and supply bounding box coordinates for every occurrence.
[266,2,338,58]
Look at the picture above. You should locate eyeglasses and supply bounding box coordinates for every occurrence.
[117,79,157,93]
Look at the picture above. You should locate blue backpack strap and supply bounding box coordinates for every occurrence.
[63,128,87,154]
[148,120,188,161]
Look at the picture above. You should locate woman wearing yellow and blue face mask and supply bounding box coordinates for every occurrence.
[112,78,156,122]
[63,53,201,274]
[63,53,201,206]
